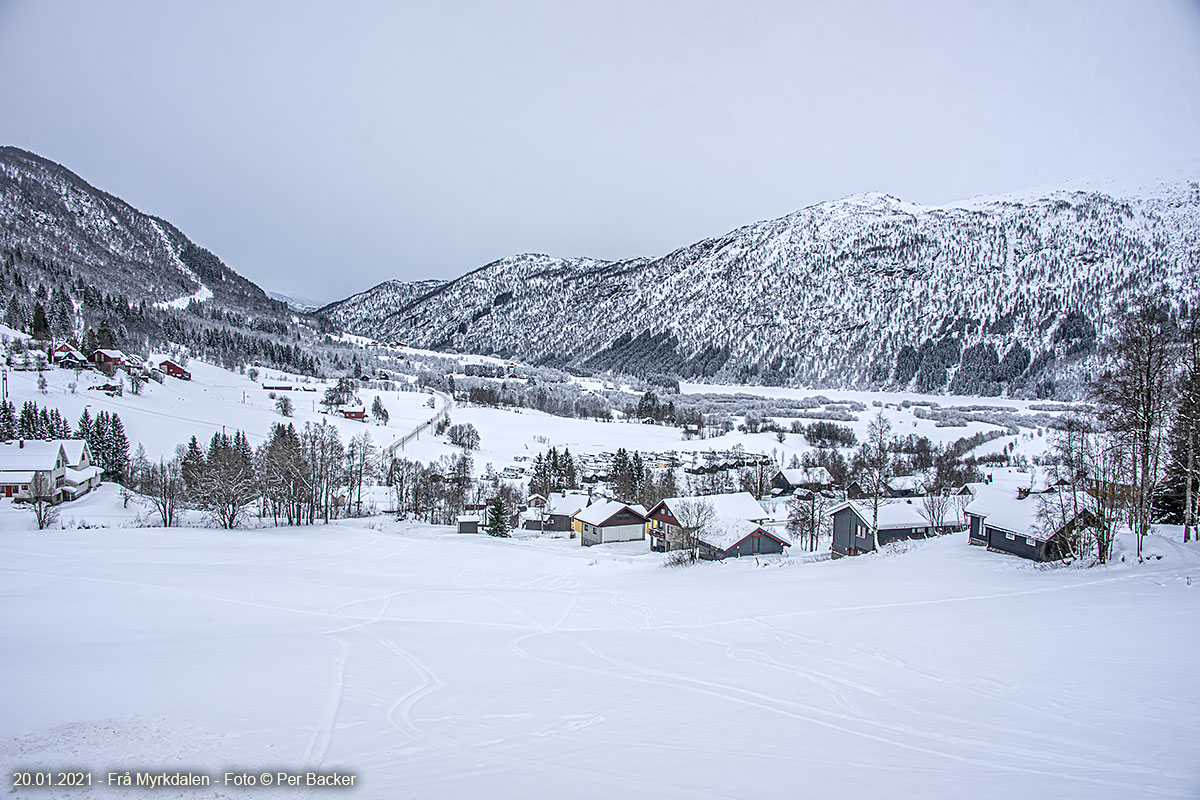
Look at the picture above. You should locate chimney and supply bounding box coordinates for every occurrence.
[19,439,23,449]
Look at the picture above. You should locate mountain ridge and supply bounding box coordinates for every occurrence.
[319,179,1200,398]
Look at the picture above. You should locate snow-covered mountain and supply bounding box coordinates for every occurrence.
[0,146,344,374]
[320,182,1200,397]
[317,278,446,332]
[0,146,278,316]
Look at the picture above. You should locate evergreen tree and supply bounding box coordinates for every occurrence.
[76,408,93,443]
[31,301,50,340]
[181,436,206,494]
[561,447,577,489]
[18,401,38,439]
[106,413,130,483]
[485,496,511,537]
[0,400,15,440]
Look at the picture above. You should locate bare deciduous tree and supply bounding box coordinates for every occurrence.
[26,471,59,530]
[1092,297,1179,560]
[665,499,715,566]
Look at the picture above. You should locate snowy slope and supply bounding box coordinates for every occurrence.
[321,181,1200,398]
[0,524,1196,798]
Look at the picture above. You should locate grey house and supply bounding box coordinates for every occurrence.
[698,517,790,560]
[965,488,1094,562]
[830,500,959,557]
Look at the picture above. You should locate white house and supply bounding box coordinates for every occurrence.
[0,439,100,503]
[0,440,68,502]
[572,500,649,546]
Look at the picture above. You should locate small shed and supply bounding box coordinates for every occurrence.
[456,515,480,534]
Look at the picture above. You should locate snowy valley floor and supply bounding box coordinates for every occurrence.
[1,523,1198,799]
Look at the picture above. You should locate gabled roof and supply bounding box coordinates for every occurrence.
[0,440,66,472]
[652,492,769,522]
[965,486,1069,541]
[830,499,939,530]
[59,439,89,466]
[93,348,126,360]
[53,343,86,359]
[573,500,648,527]
[778,467,833,486]
[545,492,593,516]
[700,517,790,551]
[888,475,925,492]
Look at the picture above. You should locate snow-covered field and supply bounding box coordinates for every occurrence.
[1,521,1197,799]
[1,359,441,460]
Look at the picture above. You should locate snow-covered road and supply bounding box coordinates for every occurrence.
[1,526,1197,798]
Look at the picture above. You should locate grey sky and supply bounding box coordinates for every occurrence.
[2,0,1198,304]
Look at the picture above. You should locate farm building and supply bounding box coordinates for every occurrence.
[149,355,191,381]
[572,501,648,546]
[90,349,126,372]
[965,487,1094,562]
[698,517,790,560]
[830,499,959,557]
[456,515,480,534]
[337,406,367,421]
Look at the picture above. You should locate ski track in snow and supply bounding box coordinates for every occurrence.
[2,527,1197,798]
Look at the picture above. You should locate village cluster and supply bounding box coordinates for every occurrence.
[456,463,1085,565]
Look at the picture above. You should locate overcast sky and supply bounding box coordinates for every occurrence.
[1,1,1198,303]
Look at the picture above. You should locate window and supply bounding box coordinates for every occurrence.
[1005,533,1016,541]
[1026,537,1036,546]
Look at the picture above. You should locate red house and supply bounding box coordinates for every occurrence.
[159,359,191,381]
[51,343,89,367]
[90,349,126,371]
[338,407,366,421]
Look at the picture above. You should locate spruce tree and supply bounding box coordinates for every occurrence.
[76,408,92,443]
[485,497,510,537]
[107,414,130,484]
[0,400,15,440]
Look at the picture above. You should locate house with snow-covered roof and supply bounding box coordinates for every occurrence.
[771,467,834,495]
[90,349,126,372]
[572,500,649,546]
[522,491,596,532]
[964,487,1092,562]
[830,498,959,557]
[0,440,68,503]
[646,492,786,559]
[51,343,88,368]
